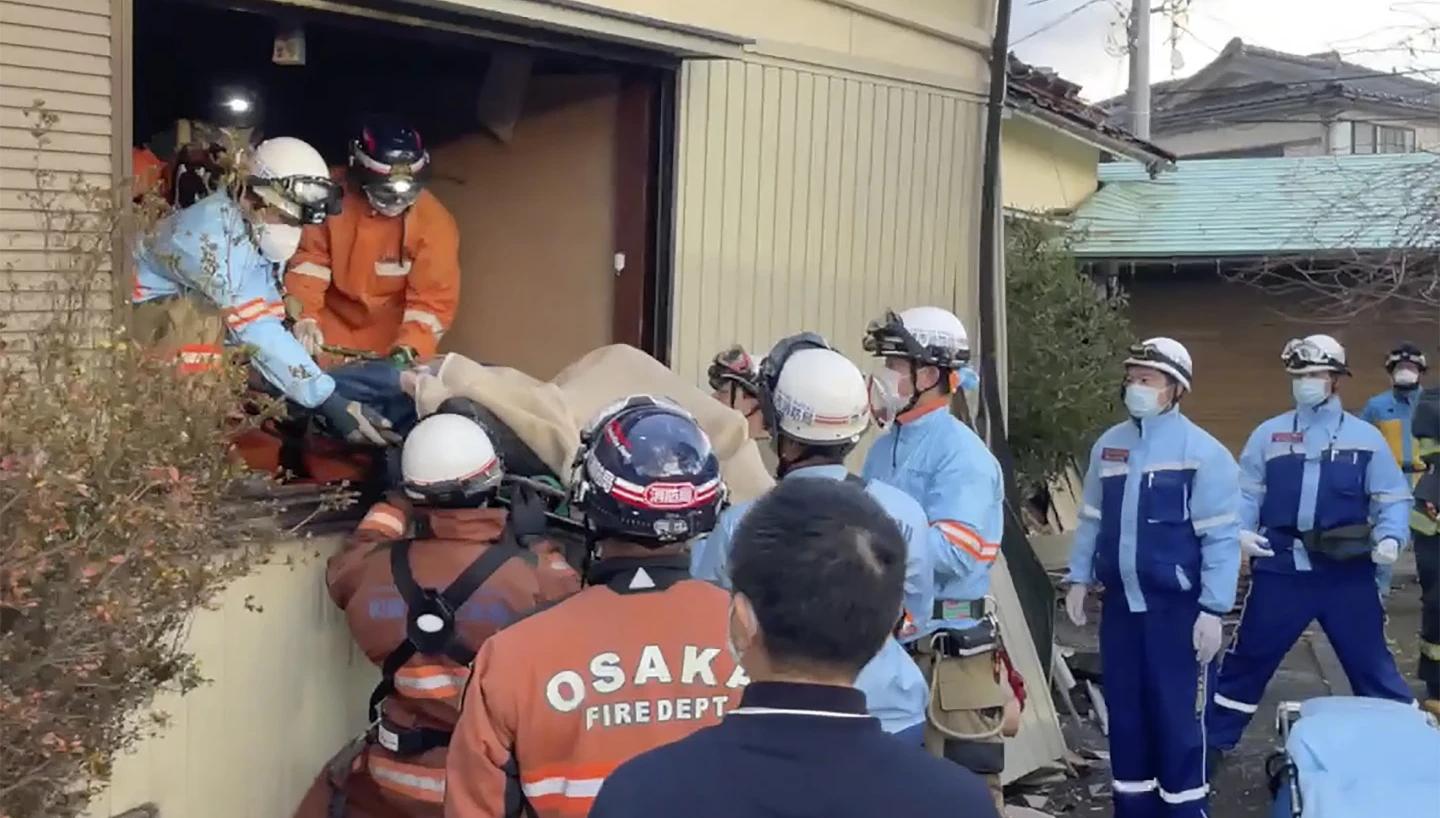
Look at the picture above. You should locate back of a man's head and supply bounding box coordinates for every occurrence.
[730,477,907,680]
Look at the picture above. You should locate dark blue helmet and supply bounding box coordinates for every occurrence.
[350,117,430,216]
[572,396,725,545]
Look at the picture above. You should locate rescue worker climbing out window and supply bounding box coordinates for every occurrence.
[1065,337,1241,818]
[1208,335,1414,768]
[859,306,1008,810]
[592,478,1001,818]
[444,396,745,818]
[291,407,577,818]
[286,117,461,366]
[1361,342,1430,595]
[133,78,263,207]
[691,335,935,741]
[130,135,397,447]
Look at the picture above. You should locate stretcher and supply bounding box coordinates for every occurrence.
[1267,696,1440,818]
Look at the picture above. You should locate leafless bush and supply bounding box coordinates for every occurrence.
[0,103,284,818]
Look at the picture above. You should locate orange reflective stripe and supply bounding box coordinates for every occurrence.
[393,664,467,699]
[367,755,445,803]
[520,762,618,814]
[176,343,222,375]
[222,298,285,330]
[359,505,406,537]
[937,521,999,563]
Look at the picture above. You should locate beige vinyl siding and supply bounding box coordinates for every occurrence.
[0,0,116,353]
[81,538,377,818]
[670,57,985,382]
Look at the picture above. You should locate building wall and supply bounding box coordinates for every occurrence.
[1000,115,1099,214]
[1155,103,1440,158]
[669,57,987,383]
[0,0,120,352]
[81,536,376,818]
[1128,271,1436,453]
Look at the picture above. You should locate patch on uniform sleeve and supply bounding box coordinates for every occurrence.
[1271,432,1303,444]
[1101,448,1129,463]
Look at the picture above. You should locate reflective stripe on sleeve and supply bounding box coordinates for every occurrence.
[290,262,332,282]
[1213,693,1258,714]
[402,309,445,337]
[936,520,1000,563]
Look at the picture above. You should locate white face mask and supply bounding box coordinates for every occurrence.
[867,367,908,427]
[254,222,302,263]
[1393,368,1420,388]
[1292,376,1331,408]
[726,595,745,664]
[1124,384,1165,419]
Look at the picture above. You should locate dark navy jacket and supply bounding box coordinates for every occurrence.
[588,682,1000,818]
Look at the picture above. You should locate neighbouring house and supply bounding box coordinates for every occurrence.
[1003,55,1174,216]
[1070,152,1440,452]
[1102,37,1440,159]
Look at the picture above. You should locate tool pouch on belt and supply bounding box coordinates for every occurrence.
[1303,523,1374,560]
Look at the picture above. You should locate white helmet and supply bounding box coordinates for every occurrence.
[246,136,341,225]
[402,413,504,504]
[770,347,871,445]
[1123,337,1194,391]
[1282,334,1349,375]
[864,306,970,368]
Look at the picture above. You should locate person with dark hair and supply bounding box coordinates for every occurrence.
[691,336,932,740]
[590,478,998,818]
[445,396,744,818]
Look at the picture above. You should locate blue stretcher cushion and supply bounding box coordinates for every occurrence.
[1280,696,1440,818]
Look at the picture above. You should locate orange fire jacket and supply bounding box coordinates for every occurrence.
[287,182,460,359]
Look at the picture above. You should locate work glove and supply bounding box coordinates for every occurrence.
[507,483,549,541]
[1064,583,1089,627]
[1372,537,1401,566]
[1193,612,1224,664]
[315,393,401,447]
[292,317,324,357]
[1239,530,1274,559]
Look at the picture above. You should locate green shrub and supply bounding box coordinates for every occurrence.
[1005,217,1131,497]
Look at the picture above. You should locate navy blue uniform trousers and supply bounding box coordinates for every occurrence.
[1209,566,1412,751]
[1101,598,1210,818]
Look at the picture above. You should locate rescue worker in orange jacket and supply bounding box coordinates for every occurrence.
[293,406,578,818]
[286,118,460,365]
[444,396,745,818]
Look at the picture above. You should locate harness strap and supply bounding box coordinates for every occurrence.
[368,535,524,723]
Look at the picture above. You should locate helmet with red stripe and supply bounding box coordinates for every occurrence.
[350,116,431,217]
[571,396,725,545]
[401,413,503,507]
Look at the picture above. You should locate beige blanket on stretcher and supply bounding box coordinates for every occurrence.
[413,345,776,503]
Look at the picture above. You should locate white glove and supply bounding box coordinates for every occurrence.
[1239,530,1274,558]
[292,317,324,356]
[1193,612,1224,664]
[1065,583,1088,627]
[1372,537,1400,566]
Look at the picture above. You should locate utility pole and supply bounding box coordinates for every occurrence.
[1127,0,1151,139]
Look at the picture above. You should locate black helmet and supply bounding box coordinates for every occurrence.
[706,345,760,398]
[1386,342,1428,373]
[571,396,724,545]
[350,117,430,216]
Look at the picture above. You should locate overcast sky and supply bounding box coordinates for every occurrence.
[1009,0,1440,102]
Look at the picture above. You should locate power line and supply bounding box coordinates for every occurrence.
[1012,0,1106,45]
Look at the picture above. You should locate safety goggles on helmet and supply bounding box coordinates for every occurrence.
[1281,337,1348,375]
[707,345,759,395]
[1124,342,1193,387]
[249,174,343,225]
[1386,344,1428,373]
[862,310,969,368]
[352,143,428,214]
